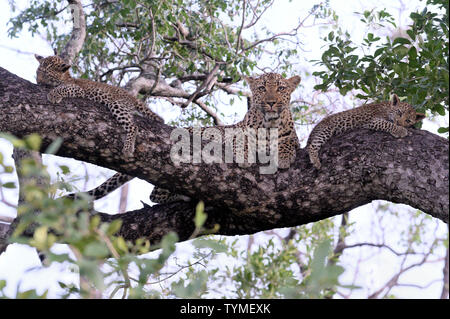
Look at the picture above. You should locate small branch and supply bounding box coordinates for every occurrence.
[162,37,218,62]
[178,74,234,83]
[341,242,424,257]
[244,0,274,29]
[215,82,251,98]
[99,65,142,79]
[194,100,224,126]
[180,63,221,108]
[368,243,435,299]
[235,0,247,53]
[240,5,318,54]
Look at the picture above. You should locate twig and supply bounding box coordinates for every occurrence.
[235,0,247,53]
[181,63,221,108]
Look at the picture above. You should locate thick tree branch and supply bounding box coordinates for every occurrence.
[59,0,86,64]
[0,67,448,245]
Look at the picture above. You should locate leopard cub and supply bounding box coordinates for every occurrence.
[306,94,425,169]
[35,54,163,157]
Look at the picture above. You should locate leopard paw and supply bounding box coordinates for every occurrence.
[122,143,135,158]
[278,158,291,170]
[393,126,408,138]
[47,91,62,104]
[310,157,321,170]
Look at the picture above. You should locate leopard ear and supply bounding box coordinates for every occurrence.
[60,63,71,72]
[34,54,44,63]
[415,112,426,122]
[243,75,256,88]
[391,94,400,106]
[287,75,301,89]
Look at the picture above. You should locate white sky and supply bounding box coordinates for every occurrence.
[0,0,447,299]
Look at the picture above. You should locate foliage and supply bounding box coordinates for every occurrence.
[313,1,449,132]
[7,0,323,126]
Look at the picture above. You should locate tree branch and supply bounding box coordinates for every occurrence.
[59,0,86,64]
[0,67,448,246]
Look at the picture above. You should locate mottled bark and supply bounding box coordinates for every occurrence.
[0,67,448,244]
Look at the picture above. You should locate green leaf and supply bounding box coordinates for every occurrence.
[84,242,110,258]
[406,29,416,41]
[408,46,418,61]
[45,137,63,155]
[25,134,42,151]
[31,226,49,251]
[171,270,208,298]
[59,165,70,175]
[106,219,122,236]
[78,259,105,291]
[374,47,384,57]
[434,104,446,116]
[194,201,207,229]
[328,31,334,41]
[437,127,449,133]
[193,238,228,253]
[393,45,409,58]
[392,37,411,45]
[1,182,16,189]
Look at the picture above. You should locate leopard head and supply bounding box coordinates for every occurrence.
[244,73,301,125]
[388,94,426,127]
[34,54,72,87]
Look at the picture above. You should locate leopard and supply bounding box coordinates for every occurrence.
[65,72,301,204]
[34,54,164,157]
[236,73,301,169]
[306,94,426,169]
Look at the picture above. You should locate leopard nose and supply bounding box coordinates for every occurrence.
[266,101,276,108]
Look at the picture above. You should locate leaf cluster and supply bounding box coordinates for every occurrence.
[313,4,448,132]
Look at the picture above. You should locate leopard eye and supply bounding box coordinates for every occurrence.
[257,86,266,92]
[277,86,286,92]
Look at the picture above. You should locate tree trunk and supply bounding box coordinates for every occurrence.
[0,67,448,244]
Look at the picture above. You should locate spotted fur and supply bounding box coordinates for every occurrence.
[306,94,426,169]
[66,173,132,200]
[238,73,301,168]
[35,54,163,157]
[66,73,300,204]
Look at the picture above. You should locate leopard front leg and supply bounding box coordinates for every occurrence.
[363,118,409,138]
[120,119,137,157]
[306,128,333,170]
[47,84,85,103]
[307,144,322,170]
[277,135,298,169]
[110,103,138,157]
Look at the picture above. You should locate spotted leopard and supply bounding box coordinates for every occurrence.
[306,94,426,169]
[66,73,301,204]
[35,54,164,157]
